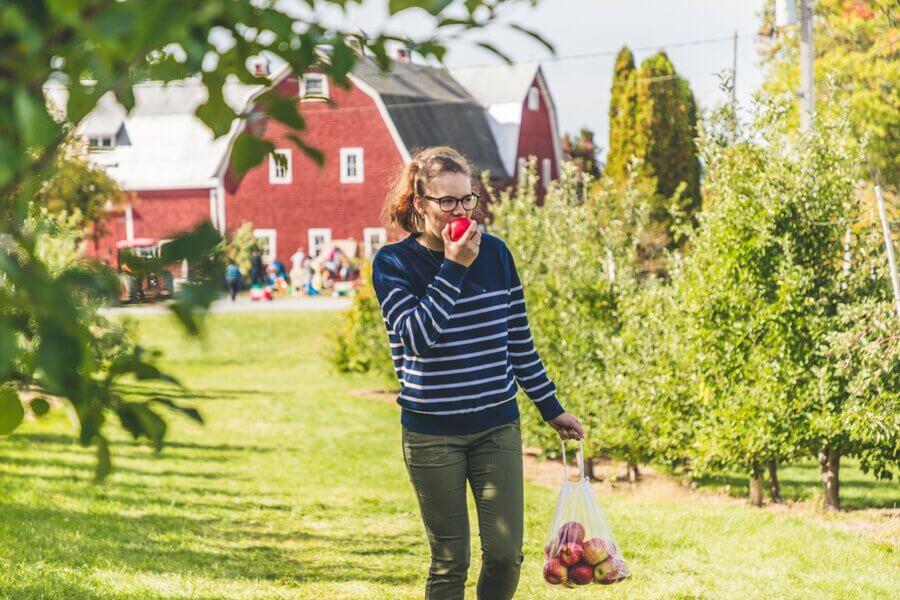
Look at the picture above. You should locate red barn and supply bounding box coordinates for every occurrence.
[49,50,563,269]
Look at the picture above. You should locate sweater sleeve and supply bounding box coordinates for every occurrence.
[505,246,566,422]
[372,250,470,357]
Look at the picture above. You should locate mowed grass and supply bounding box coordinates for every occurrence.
[0,312,896,599]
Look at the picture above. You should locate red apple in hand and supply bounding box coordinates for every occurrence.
[448,217,472,242]
[569,562,594,585]
[557,542,583,567]
[581,537,612,565]
[557,521,585,545]
[543,558,567,585]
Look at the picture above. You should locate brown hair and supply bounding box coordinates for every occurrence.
[382,146,483,234]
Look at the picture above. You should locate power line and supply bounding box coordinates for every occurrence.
[444,31,761,71]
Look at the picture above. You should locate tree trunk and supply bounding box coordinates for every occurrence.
[584,457,595,480]
[819,449,841,511]
[628,462,641,483]
[749,470,764,507]
[767,460,782,503]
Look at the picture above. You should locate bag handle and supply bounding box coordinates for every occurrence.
[560,439,585,482]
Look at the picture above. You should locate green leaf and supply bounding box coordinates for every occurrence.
[36,324,84,395]
[0,386,24,436]
[197,71,237,138]
[116,402,167,451]
[286,134,324,166]
[14,87,61,147]
[0,138,21,188]
[259,92,306,130]
[230,133,274,180]
[56,263,119,299]
[329,36,356,85]
[389,0,452,16]
[509,24,555,55]
[474,41,513,65]
[158,222,222,264]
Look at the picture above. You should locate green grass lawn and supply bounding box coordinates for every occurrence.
[0,313,896,599]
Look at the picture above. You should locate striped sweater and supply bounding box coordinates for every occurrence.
[371,231,565,435]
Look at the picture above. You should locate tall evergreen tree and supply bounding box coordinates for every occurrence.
[635,52,701,213]
[605,47,638,185]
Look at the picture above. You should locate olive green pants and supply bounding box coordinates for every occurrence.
[402,420,525,600]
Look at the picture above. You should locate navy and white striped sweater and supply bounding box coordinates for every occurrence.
[372,231,565,435]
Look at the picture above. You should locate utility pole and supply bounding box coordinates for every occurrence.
[875,185,900,318]
[732,30,738,106]
[799,0,815,131]
[775,0,814,130]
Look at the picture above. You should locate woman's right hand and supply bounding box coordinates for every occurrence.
[442,220,481,267]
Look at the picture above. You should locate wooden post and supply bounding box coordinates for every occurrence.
[875,185,900,318]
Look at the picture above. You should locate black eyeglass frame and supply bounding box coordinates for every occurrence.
[419,192,480,212]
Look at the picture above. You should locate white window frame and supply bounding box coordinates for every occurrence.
[542,158,552,187]
[517,157,527,186]
[300,73,329,100]
[308,228,332,258]
[88,135,115,150]
[268,149,292,184]
[363,227,387,259]
[253,228,277,264]
[527,86,539,111]
[340,147,365,184]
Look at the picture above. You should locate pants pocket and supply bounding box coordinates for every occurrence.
[402,427,449,467]
[489,419,522,452]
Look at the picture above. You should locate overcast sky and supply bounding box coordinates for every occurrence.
[280,0,769,155]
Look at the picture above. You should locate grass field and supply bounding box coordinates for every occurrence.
[0,313,896,599]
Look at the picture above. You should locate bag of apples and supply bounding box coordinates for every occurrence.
[542,440,629,588]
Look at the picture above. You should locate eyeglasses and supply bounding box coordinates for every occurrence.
[421,192,480,212]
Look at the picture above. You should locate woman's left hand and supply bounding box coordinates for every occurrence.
[548,412,585,441]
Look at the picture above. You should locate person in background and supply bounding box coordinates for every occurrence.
[273,258,288,285]
[289,248,306,294]
[224,259,242,301]
[249,248,265,287]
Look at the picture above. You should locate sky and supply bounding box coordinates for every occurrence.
[279,0,769,156]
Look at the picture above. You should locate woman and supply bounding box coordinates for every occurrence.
[372,146,585,600]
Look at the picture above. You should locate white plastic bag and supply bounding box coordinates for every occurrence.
[542,440,630,587]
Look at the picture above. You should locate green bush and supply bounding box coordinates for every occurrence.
[327,260,397,389]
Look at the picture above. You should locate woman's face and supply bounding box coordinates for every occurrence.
[413,172,474,239]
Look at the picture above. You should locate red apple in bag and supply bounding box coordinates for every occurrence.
[557,521,585,545]
[543,542,557,560]
[557,542,583,567]
[594,557,624,584]
[581,537,612,565]
[542,558,567,585]
[568,562,594,585]
[448,217,472,242]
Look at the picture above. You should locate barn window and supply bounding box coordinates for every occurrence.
[269,149,292,184]
[527,87,539,111]
[301,74,329,99]
[340,147,364,183]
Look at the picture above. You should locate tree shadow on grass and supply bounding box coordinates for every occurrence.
[6,432,276,459]
[0,501,421,588]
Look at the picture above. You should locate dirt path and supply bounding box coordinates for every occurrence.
[352,388,899,545]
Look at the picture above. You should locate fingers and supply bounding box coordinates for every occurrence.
[464,221,479,243]
[441,223,451,243]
